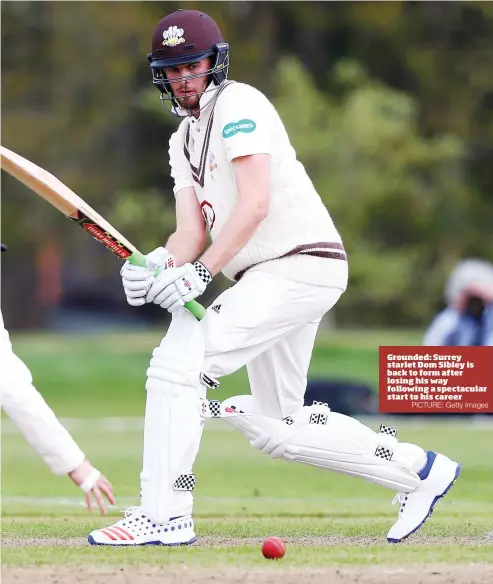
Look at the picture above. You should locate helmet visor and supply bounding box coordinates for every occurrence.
[149,49,215,69]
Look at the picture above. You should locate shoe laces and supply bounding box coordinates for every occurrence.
[392,492,408,513]
[122,505,142,518]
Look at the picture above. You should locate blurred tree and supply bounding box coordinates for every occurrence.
[274,57,470,325]
[2,0,492,327]
[2,2,160,254]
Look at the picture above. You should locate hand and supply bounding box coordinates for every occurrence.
[146,261,212,312]
[68,459,116,515]
[465,283,493,304]
[455,284,493,311]
[120,247,174,307]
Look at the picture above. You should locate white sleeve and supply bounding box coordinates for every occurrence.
[169,122,195,196]
[0,315,85,475]
[217,84,273,161]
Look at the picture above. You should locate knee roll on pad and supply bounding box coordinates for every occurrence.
[221,396,422,492]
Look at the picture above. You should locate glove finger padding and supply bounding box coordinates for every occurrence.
[168,295,186,313]
[125,288,151,300]
[121,268,153,282]
[127,296,147,307]
[146,267,187,304]
[120,260,151,274]
[121,262,153,306]
[182,289,202,303]
[152,284,181,308]
[122,277,153,293]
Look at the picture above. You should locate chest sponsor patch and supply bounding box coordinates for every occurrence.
[222,119,256,138]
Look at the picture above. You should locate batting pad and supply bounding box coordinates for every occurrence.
[221,396,423,492]
[141,309,206,523]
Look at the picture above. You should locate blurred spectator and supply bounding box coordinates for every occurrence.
[424,259,493,346]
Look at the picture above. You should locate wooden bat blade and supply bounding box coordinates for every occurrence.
[1,146,79,216]
[1,145,207,320]
[0,145,137,259]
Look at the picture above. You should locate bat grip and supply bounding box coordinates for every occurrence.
[128,251,206,321]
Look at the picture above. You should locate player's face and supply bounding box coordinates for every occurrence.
[165,58,212,112]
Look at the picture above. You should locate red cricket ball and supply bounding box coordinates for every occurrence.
[261,536,286,559]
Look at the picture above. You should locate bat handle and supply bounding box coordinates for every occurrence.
[128,251,207,321]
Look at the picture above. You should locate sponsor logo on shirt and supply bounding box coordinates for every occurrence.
[222,119,256,138]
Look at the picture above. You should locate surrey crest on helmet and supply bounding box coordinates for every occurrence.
[162,26,186,47]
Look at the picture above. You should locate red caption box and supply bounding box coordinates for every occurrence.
[379,346,493,414]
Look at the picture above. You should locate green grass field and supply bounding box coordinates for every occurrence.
[2,329,492,583]
[2,328,425,417]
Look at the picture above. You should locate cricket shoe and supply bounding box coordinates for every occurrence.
[87,506,196,546]
[387,451,462,543]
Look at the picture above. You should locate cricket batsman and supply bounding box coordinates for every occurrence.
[1,244,115,514]
[89,9,461,546]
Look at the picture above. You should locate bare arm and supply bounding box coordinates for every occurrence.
[165,187,207,266]
[199,154,270,276]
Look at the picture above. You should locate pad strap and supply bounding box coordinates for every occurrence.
[200,372,220,390]
[374,424,398,460]
[173,473,196,492]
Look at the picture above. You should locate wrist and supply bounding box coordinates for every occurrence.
[193,261,212,286]
[79,467,101,493]
[68,460,101,492]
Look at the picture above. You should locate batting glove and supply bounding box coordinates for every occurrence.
[120,247,175,307]
[146,261,212,313]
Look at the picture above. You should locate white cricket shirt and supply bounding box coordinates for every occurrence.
[169,81,348,289]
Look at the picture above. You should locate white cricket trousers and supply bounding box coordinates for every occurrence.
[201,270,344,419]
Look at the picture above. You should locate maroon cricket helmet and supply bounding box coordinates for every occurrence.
[147,9,230,113]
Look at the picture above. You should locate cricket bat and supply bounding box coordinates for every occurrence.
[0,145,206,320]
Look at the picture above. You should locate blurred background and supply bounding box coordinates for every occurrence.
[1,1,493,418]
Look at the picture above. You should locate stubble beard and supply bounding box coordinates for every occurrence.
[176,93,201,113]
